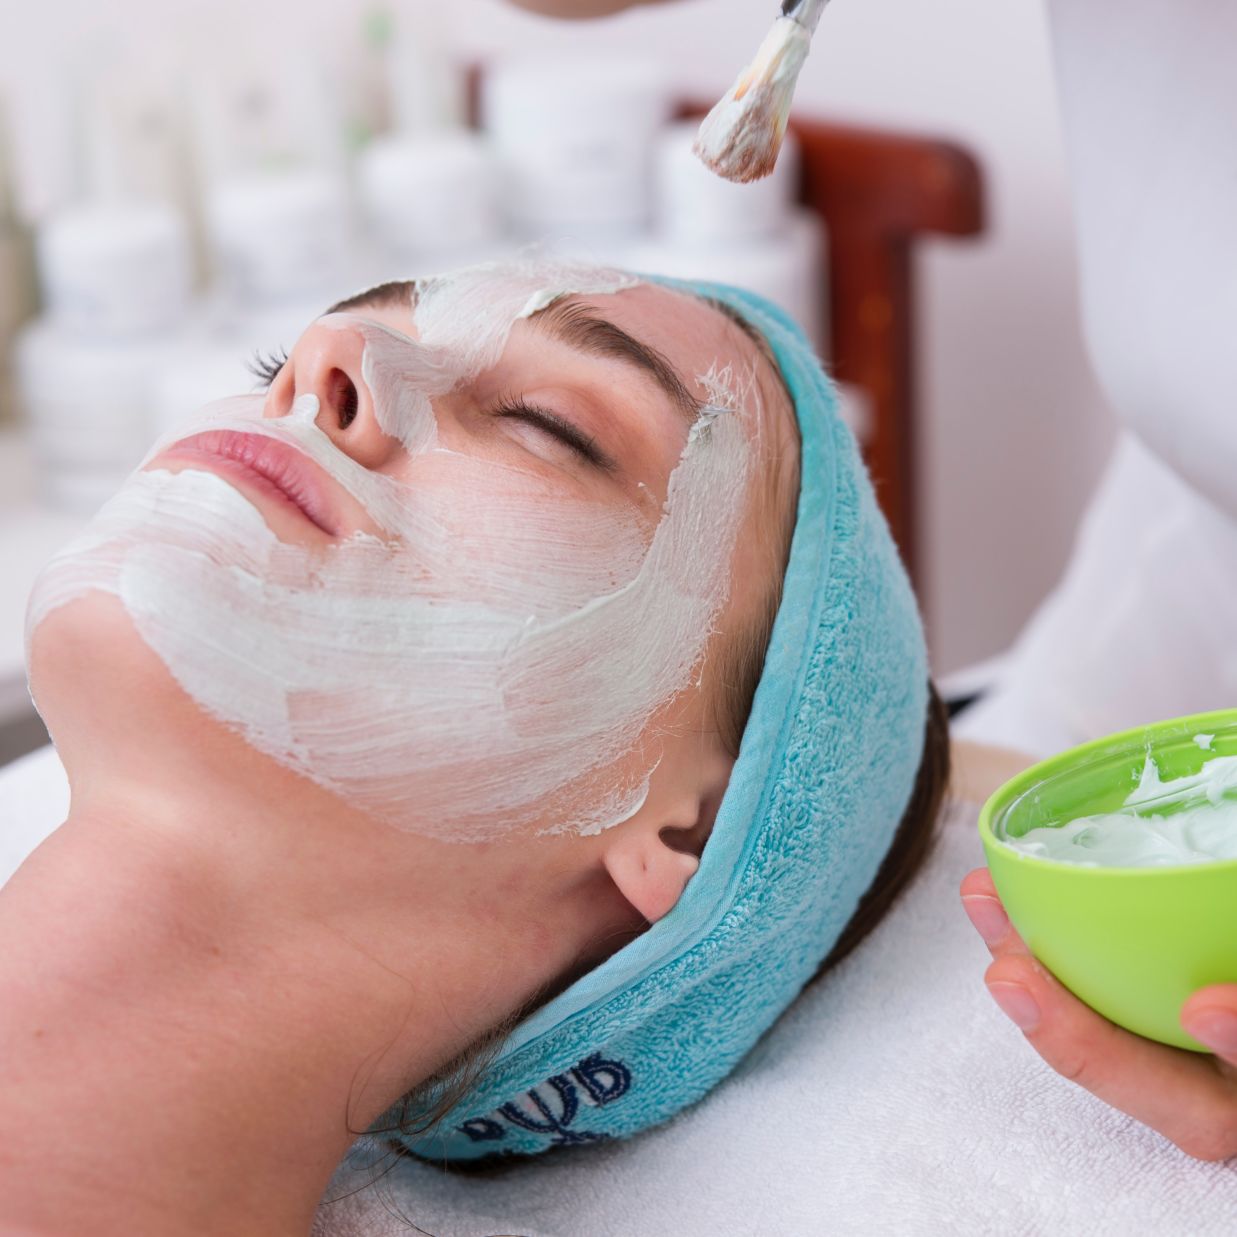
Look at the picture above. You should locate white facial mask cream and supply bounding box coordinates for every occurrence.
[26,257,759,843]
[1004,749,1237,868]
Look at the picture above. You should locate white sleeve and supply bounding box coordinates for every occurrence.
[1048,0,1237,521]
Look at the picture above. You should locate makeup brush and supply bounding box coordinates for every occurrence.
[693,0,829,183]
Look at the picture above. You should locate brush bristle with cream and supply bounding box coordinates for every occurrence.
[694,0,829,183]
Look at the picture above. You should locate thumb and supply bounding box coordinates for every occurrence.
[1181,984,1237,1065]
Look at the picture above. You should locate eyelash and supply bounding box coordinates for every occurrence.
[492,397,614,471]
[248,346,289,389]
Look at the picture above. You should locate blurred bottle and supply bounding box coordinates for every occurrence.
[626,122,827,351]
[384,4,467,138]
[482,56,669,258]
[191,31,359,361]
[189,26,345,191]
[0,98,36,426]
[353,7,506,280]
[76,44,194,221]
[14,51,198,516]
[336,6,399,155]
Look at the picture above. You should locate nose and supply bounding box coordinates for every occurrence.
[265,320,402,470]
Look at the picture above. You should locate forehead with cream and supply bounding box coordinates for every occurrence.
[27,258,766,843]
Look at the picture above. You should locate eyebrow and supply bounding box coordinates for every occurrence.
[528,299,703,423]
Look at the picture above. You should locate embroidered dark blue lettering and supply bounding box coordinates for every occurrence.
[459,1116,506,1143]
[571,1054,632,1107]
[498,1075,602,1146]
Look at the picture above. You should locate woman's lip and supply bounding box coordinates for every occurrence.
[152,430,339,536]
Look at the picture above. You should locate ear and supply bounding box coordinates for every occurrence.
[602,831,702,925]
[601,753,734,924]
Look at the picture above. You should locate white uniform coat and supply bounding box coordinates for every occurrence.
[961,0,1237,753]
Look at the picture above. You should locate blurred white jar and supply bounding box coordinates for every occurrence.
[626,122,827,351]
[14,324,188,514]
[18,198,196,514]
[482,56,669,250]
[356,130,506,276]
[206,168,354,308]
[35,201,192,339]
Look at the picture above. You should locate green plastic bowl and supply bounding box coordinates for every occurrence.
[978,709,1237,1051]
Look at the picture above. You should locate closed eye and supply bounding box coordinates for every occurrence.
[493,397,618,473]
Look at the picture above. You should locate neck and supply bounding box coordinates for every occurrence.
[0,788,594,1237]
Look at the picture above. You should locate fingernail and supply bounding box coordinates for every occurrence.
[987,982,1041,1032]
[962,894,1010,946]
[1184,1009,1237,1057]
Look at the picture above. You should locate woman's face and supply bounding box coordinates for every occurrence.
[27,259,788,845]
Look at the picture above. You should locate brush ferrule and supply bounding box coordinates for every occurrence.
[781,0,829,36]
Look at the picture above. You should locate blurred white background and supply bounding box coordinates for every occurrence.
[0,0,1116,745]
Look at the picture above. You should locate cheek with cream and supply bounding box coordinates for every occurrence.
[26,258,758,843]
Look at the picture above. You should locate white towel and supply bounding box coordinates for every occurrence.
[2,747,1233,1234]
[308,797,1236,1237]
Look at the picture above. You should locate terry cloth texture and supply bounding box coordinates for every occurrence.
[392,279,929,1161]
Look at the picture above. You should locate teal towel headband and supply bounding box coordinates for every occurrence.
[389,278,929,1161]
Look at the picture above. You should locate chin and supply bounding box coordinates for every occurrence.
[24,591,359,820]
[26,593,220,786]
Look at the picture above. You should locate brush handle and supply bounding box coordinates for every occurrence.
[781,0,829,36]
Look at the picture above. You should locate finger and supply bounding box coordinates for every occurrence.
[1181,985,1237,1069]
[959,866,996,899]
[960,868,1029,956]
[985,951,1237,1161]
